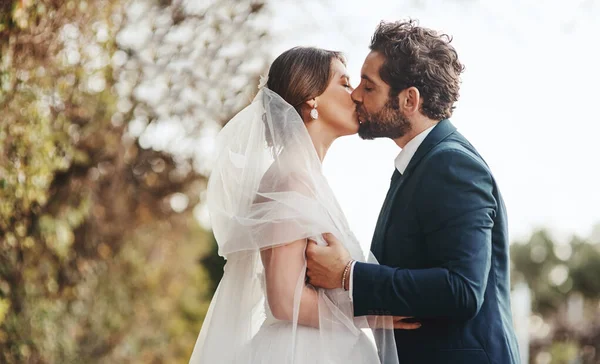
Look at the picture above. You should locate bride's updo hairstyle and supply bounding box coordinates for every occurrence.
[267,47,345,120]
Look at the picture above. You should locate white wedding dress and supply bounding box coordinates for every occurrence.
[189,88,398,364]
[247,271,379,363]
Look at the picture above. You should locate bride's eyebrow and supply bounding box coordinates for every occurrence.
[340,74,350,82]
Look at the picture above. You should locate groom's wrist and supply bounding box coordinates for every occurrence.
[346,261,356,293]
[341,259,354,291]
[344,272,350,291]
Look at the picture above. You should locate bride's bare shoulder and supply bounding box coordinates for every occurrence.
[256,164,313,202]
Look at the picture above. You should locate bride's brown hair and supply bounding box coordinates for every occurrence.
[267,47,345,119]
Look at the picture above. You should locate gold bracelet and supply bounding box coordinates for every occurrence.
[341,259,355,291]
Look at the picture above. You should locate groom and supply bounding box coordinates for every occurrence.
[306,20,520,364]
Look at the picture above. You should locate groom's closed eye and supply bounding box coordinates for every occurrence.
[360,75,377,92]
[359,82,373,93]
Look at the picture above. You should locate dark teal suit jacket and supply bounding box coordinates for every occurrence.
[353,119,520,364]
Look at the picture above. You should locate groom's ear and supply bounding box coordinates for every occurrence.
[401,87,421,115]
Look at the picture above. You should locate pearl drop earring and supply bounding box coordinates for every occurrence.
[310,102,318,120]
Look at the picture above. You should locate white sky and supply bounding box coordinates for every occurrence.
[269,0,600,250]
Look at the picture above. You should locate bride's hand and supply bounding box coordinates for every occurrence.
[393,316,421,330]
[363,316,421,329]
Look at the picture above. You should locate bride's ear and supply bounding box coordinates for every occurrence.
[305,98,318,110]
[300,98,318,122]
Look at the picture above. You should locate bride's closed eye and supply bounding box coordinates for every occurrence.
[342,80,354,91]
[340,74,353,90]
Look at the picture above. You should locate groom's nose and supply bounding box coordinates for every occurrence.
[350,88,361,105]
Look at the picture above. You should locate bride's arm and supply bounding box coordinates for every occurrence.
[260,239,319,328]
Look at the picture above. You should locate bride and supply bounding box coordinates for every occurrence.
[189,47,411,363]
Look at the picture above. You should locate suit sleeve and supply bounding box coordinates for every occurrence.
[352,148,496,320]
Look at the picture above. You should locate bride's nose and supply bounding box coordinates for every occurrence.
[350,88,361,105]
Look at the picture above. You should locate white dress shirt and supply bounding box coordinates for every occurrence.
[348,125,436,300]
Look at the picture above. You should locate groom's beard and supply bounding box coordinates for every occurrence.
[357,98,411,140]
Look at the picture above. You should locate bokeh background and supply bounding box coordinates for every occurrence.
[1,0,599,363]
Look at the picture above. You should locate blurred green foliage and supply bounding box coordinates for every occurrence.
[0,0,267,362]
[512,229,600,315]
[511,228,600,363]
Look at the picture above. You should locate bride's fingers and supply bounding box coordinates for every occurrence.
[393,321,421,330]
[392,316,421,330]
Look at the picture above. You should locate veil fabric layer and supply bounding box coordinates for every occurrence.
[189,88,398,364]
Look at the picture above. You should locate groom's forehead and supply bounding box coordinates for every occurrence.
[361,51,386,82]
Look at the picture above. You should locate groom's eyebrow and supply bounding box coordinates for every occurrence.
[361,75,375,84]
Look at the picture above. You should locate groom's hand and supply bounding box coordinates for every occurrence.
[305,233,351,289]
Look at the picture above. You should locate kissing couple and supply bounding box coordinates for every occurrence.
[190,19,520,364]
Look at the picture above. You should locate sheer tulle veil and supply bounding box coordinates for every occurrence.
[189,87,398,363]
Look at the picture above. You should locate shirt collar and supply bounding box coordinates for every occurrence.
[394,125,436,174]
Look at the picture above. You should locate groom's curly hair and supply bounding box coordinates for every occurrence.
[370,20,465,120]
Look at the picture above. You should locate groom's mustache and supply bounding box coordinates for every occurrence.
[356,106,370,124]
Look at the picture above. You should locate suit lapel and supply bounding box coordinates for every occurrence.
[371,174,406,258]
[403,119,456,175]
[370,119,458,258]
